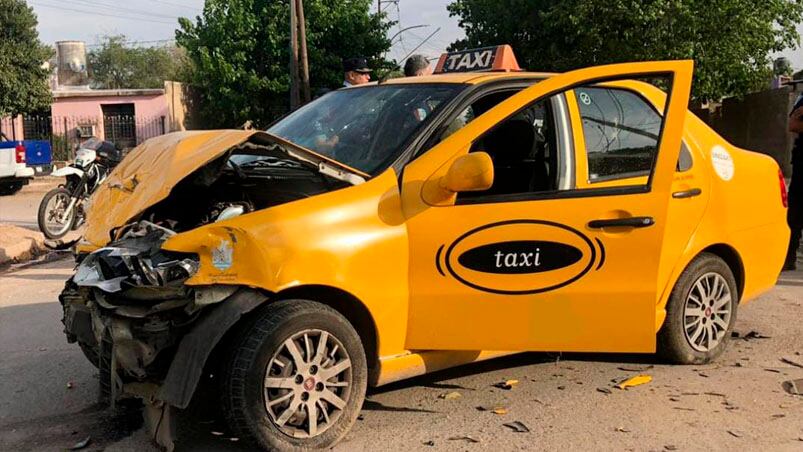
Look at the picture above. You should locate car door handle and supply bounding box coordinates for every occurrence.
[588,217,655,229]
[672,188,702,199]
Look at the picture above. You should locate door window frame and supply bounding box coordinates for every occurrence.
[449,74,679,206]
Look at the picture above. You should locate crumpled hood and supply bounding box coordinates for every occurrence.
[83,130,259,247]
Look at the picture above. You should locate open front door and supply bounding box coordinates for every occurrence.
[401,61,694,352]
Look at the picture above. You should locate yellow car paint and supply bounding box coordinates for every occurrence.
[80,60,789,387]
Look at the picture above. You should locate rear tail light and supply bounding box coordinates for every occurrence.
[14,144,25,164]
[779,168,788,208]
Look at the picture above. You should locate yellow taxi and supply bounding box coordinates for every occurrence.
[60,46,789,450]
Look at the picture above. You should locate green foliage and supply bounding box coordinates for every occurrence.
[176,0,392,128]
[447,0,803,100]
[87,35,189,90]
[0,0,52,116]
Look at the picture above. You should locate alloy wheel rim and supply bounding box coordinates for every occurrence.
[45,193,73,236]
[683,272,732,352]
[263,329,352,438]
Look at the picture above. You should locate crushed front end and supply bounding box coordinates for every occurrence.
[60,221,220,395]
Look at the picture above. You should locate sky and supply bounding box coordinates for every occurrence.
[28,0,803,70]
[29,0,464,64]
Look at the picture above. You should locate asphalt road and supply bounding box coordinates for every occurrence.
[1,256,802,451]
[0,178,57,230]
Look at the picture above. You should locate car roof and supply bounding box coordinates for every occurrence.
[381,71,558,85]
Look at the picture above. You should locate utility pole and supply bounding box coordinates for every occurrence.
[296,0,311,103]
[288,0,300,110]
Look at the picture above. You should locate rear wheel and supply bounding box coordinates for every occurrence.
[658,253,738,364]
[221,299,367,450]
[38,187,76,239]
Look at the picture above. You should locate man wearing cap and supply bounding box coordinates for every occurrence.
[342,57,372,87]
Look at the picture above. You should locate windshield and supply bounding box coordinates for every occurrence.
[268,84,464,174]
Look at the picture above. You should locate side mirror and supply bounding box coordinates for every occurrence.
[442,152,494,193]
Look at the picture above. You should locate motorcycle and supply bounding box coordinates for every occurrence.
[38,138,123,239]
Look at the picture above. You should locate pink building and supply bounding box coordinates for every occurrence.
[50,88,169,148]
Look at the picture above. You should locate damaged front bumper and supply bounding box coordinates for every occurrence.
[60,221,241,394]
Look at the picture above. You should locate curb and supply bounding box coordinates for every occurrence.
[0,250,72,274]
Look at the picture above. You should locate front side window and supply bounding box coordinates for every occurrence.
[458,96,561,201]
[574,87,661,182]
[269,84,464,175]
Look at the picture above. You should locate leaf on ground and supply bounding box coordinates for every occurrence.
[780,357,803,368]
[439,391,462,400]
[448,435,480,443]
[476,405,507,414]
[615,375,652,390]
[69,436,91,450]
[782,379,803,396]
[616,365,654,372]
[503,421,530,433]
[494,379,519,390]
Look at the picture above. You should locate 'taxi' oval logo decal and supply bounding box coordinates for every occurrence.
[437,220,606,295]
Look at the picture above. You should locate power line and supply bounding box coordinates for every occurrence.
[30,1,177,25]
[68,0,185,20]
[140,0,202,11]
[86,39,176,48]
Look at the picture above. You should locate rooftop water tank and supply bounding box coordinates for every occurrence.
[56,41,89,89]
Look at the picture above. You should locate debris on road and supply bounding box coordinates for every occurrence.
[664,445,678,451]
[448,435,480,443]
[727,430,743,438]
[503,421,530,433]
[780,356,803,368]
[596,387,612,395]
[68,436,91,450]
[66,381,73,389]
[615,375,652,390]
[423,440,435,446]
[782,379,803,396]
[616,365,654,372]
[476,406,508,415]
[614,426,631,433]
[494,379,519,390]
[439,391,462,400]
[732,331,771,340]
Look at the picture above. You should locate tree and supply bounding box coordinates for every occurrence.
[0,0,52,116]
[447,0,803,100]
[87,35,189,90]
[176,0,392,128]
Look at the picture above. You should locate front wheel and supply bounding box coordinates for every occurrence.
[658,253,738,364]
[221,299,367,450]
[38,187,77,239]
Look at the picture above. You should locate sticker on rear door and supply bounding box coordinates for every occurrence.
[711,145,734,181]
[435,220,607,295]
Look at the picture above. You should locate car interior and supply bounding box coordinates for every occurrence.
[459,97,559,200]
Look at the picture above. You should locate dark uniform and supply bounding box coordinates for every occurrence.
[786,94,803,270]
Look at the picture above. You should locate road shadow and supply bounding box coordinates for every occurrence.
[369,351,658,395]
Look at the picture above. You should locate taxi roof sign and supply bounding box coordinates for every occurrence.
[434,45,521,74]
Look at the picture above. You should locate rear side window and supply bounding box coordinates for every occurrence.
[575,87,661,182]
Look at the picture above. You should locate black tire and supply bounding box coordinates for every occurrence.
[658,253,739,364]
[37,187,76,239]
[221,299,367,451]
[0,181,23,196]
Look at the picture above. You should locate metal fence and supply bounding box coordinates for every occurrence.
[1,115,167,161]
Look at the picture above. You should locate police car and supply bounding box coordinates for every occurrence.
[62,46,788,450]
